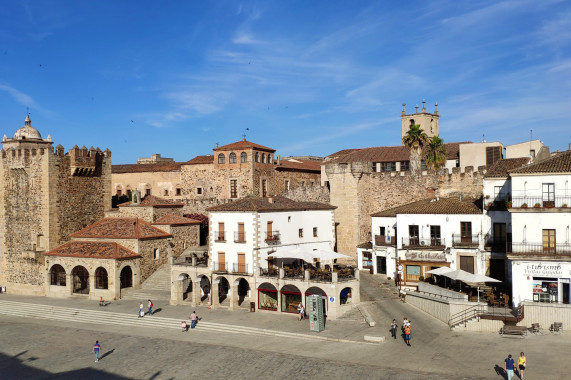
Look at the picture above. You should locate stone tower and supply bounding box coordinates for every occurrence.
[401,100,439,141]
[0,116,112,295]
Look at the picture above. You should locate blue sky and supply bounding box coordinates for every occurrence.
[1,1,570,164]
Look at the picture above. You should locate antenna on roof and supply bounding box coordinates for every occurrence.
[243,128,249,141]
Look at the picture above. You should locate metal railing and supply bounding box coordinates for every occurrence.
[511,242,571,256]
[260,267,279,277]
[511,195,571,208]
[484,238,513,253]
[264,231,280,243]
[212,261,228,272]
[374,235,396,246]
[214,231,226,242]
[452,234,480,247]
[232,263,248,273]
[234,232,246,243]
[402,237,446,249]
[448,304,486,329]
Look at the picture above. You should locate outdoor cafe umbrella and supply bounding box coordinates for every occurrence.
[441,269,474,291]
[310,248,351,261]
[268,246,318,263]
[463,273,501,303]
[425,266,454,288]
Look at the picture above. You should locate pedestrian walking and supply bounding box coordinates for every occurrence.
[297,302,305,321]
[402,316,409,332]
[138,302,144,318]
[92,340,101,362]
[190,311,198,328]
[181,321,187,332]
[404,324,412,346]
[390,319,398,339]
[147,299,153,316]
[99,297,104,307]
[517,352,526,380]
[504,354,515,380]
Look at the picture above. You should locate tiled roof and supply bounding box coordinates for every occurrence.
[485,157,530,178]
[326,148,360,160]
[183,155,214,165]
[371,197,482,217]
[215,139,275,152]
[328,142,468,164]
[43,241,141,260]
[510,150,571,174]
[207,195,336,212]
[275,158,321,172]
[70,218,172,239]
[153,214,201,225]
[112,161,184,174]
[117,195,184,208]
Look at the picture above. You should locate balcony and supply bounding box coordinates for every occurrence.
[264,231,281,243]
[234,232,246,243]
[232,263,248,274]
[452,234,480,248]
[511,242,571,256]
[485,199,508,211]
[374,235,396,246]
[511,196,571,209]
[484,238,512,253]
[212,261,228,273]
[401,237,446,249]
[259,267,279,278]
[214,231,226,242]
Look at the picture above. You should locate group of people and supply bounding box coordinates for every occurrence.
[181,311,200,332]
[138,300,153,317]
[389,317,412,346]
[504,352,527,380]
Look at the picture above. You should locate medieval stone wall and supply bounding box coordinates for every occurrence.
[274,170,322,195]
[280,182,330,204]
[138,238,171,282]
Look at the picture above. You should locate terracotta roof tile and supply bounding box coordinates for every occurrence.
[275,158,321,172]
[510,150,571,174]
[153,214,201,225]
[70,218,172,239]
[215,139,275,152]
[183,155,214,165]
[117,195,184,208]
[112,161,184,174]
[207,195,336,212]
[371,197,482,217]
[485,157,530,178]
[44,241,141,259]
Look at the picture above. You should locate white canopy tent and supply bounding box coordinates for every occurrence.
[310,248,351,261]
[463,273,501,303]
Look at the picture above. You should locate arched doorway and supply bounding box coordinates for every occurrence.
[95,267,108,289]
[177,273,192,300]
[49,264,66,286]
[236,278,250,306]
[216,276,230,304]
[200,276,211,302]
[120,266,133,289]
[280,284,301,313]
[71,266,89,294]
[340,287,352,304]
[258,282,277,311]
[305,286,328,312]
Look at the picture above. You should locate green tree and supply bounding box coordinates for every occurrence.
[424,135,447,170]
[402,124,428,174]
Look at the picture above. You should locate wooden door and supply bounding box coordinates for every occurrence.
[267,221,273,240]
[459,256,474,274]
[218,222,225,241]
[237,223,245,242]
[543,229,556,254]
[461,222,472,243]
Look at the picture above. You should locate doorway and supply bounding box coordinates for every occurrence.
[376,256,387,274]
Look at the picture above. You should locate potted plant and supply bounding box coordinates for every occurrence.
[521,203,528,208]
[563,204,568,208]
[534,203,541,208]
[508,201,512,208]
[485,195,490,199]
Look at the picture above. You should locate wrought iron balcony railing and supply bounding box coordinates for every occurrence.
[511,195,571,209]
[214,231,226,242]
[511,242,571,256]
[234,231,246,243]
[264,231,281,243]
[401,237,446,249]
[451,234,480,247]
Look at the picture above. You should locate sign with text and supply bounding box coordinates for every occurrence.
[404,251,446,261]
[523,263,564,277]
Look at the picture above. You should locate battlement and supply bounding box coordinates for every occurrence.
[69,145,111,176]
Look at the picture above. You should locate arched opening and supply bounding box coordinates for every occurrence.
[178,273,192,300]
[240,152,247,163]
[305,286,328,312]
[237,278,250,306]
[280,284,301,313]
[255,152,260,163]
[95,267,108,289]
[262,153,266,163]
[216,276,230,304]
[218,153,225,164]
[229,152,237,163]
[200,276,211,302]
[71,266,89,294]
[340,287,352,305]
[116,185,123,197]
[120,266,133,289]
[49,264,66,286]
[258,282,277,311]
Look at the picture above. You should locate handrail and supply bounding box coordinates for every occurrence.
[448,304,486,329]
[415,290,463,300]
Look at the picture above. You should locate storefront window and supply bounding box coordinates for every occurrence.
[532,277,558,303]
[281,291,301,313]
[406,265,421,282]
[258,288,277,311]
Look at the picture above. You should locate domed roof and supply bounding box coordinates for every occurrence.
[13,115,42,140]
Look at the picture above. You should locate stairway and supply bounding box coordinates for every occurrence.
[121,263,172,301]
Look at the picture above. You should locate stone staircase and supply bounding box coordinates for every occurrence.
[121,263,171,301]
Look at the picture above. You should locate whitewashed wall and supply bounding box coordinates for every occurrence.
[209,211,256,274]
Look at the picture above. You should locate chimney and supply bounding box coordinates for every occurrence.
[277,155,281,165]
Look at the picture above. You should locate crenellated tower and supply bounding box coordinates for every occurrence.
[401,99,439,141]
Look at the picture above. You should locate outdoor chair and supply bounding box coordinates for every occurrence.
[550,322,563,334]
[502,294,509,308]
[489,294,499,307]
[530,323,544,335]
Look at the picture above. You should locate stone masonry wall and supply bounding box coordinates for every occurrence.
[138,238,171,282]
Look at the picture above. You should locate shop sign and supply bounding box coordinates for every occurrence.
[523,263,563,277]
[404,251,446,261]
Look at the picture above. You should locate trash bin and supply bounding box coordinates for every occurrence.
[250,302,255,312]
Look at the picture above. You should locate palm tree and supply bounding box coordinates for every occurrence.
[402,124,428,174]
[424,136,447,171]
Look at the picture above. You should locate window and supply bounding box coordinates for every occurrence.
[313,227,318,237]
[217,222,225,241]
[381,162,395,172]
[255,152,260,162]
[218,154,225,164]
[486,146,501,167]
[241,152,247,163]
[408,225,419,245]
[153,248,159,260]
[379,227,386,236]
[400,161,410,171]
[406,265,421,282]
[49,264,66,286]
[236,223,245,243]
[196,187,203,195]
[229,152,237,163]
[542,183,555,206]
[95,267,108,289]
[461,222,472,243]
[176,188,182,196]
[266,221,273,240]
[494,186,504,200]
[145,188,151,196]
[530,149,536,159]
[288,216,291,223]
[299,228,303,238]
[543,229,556,253]
[285,180,290,191]
[300,181,305,187]
[261,179,267,197]
[372,163,378,172]
[262,154,266,163]
[230,179,238,198]
[164,189,169,196]
[430,226,441,246]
